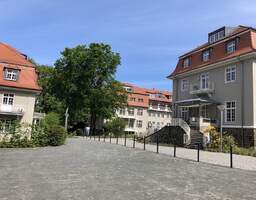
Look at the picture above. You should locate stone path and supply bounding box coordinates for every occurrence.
[103,137,256,171]
[0,137,256,200]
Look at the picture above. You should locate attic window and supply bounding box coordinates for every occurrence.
[183,58,190,68]
[226,40,236,53]
[4,68,19,81]
[209,29,225,43]
[123,86,133,92]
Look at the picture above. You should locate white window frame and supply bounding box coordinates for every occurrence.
[181,107,189,121]
[227,40,236,53]
[225,66,236,83]
[0,119,13,133]
[137,108,143,116]
[128,108,134,116]
[200,73,209,89]
[4,69,18,81]
[181,79,189,92]
[2,93,14,105]
[183,58,190,68]
[202,50,210,62]
[136,120,142,128]
[225,101,236,123]
[119,108,126,115]
[201,105,209,118]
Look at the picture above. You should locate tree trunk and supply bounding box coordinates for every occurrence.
[65,107,69,130]
[90,112,97,136]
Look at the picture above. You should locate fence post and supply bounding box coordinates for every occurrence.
[230,145,233,168]
[197,143,200,162]
[110,135,112,143]
[116,135,118,144]
[143,137,146,150]
[133,135,135,148]
[90,134,91,140]
[103,135,105,142]
[156,134,159,154]
[124,132,127,146]
[98,135,100,141]
[94,135,95,140]
[174,140,176,157]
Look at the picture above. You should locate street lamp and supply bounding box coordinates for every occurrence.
[217,105,225,152]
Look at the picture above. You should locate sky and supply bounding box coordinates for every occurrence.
[1,0,256,91]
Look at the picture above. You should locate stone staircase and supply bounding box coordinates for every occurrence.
[187,128,203,149]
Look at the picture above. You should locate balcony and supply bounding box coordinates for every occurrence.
[0,105,24,116]
[190,82,215,95]
[148,105,171,112]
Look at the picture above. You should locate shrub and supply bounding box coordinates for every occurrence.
[104,117,126,136]
[46,125,67,146]
[43,112,60,128]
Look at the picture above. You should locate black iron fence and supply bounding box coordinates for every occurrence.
[85,130,234,169]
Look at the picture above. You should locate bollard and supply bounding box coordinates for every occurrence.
[116,136,118,144]
[230,145,233,168]
[143,137,146,150]
[197,143,200,162]
[156,134,159,154]
[94,135,95,140]
[90,135,91,140]
[174,141,176,157]
[124,132,127,146]
[98,135,100,141]
[103,135,105,142]
[133,135,135,148]
[110,135,112,143]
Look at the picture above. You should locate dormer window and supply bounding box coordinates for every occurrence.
[209,28,225,43]
[202,49,210,61]
[183,57,190,68]
[4,68,19,81]
[226,40,236,53]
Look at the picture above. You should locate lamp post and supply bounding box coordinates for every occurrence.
[217,105,225,152]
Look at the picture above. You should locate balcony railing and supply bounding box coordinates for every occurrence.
[190,82,215,95]
[0,105,25,116]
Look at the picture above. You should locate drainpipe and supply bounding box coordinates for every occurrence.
[238,56,245,147]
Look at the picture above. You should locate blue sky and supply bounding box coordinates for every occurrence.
[1,0,256,91]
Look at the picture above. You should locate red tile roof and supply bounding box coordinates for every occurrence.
[122,82,172,108]
[169,26,256,78]
[0,42,40,91]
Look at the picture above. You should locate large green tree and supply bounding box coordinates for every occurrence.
[51,43,127,133]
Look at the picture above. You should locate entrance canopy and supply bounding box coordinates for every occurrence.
[174,97,219,108]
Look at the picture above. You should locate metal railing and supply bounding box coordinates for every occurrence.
[85,132,234,169]
[169,118,191,145]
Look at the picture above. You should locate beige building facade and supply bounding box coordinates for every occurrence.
[117,83,172,136]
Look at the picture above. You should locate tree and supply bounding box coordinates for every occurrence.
[36,65,64,114]
[104,117,126,136]
[52,43,127,132]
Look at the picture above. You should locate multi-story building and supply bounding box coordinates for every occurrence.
[117,83,172,136]
[0,42,40,134]
[168,26,256,147]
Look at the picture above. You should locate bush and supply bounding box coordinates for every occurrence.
[43,112,60,128]
[104,117,126,136]
[46,125,67,146]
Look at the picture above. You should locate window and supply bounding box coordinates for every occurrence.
[129,97,136,102]
[209,29,225,43]
[225,66,236,83]
[138,98,143,102]
[136,120,142,128]
[181,79,189,91]
[202,50,210,61]
[200,73,209,89]
[4,69,19,81]
[3,94,14,105]
[201,105,208,118]
[0,119,13,132]
[161,113,164,118]
[181,107,188,121]
[183,58,190,68]
[124,86,133,92]
[128,108,134,116]
[137,108,143,116]
[119,108,125,115]
[157,112,160,117]
[226,40,236,53]
[225,101,236,122]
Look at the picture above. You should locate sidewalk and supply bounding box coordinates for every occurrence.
[89,136,256,171]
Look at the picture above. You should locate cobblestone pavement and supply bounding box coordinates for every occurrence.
[0,137,256,200]
[114,137,256,171]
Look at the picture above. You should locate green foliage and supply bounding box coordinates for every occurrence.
[47,125,67,146]
[104,117,126,136]
[43,112,60,127]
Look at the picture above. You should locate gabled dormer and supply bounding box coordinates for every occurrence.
[208,26,237,44]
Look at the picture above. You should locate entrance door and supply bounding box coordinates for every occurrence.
[180,107,189,122]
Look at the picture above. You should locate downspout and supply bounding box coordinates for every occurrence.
[238,56,245,147]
